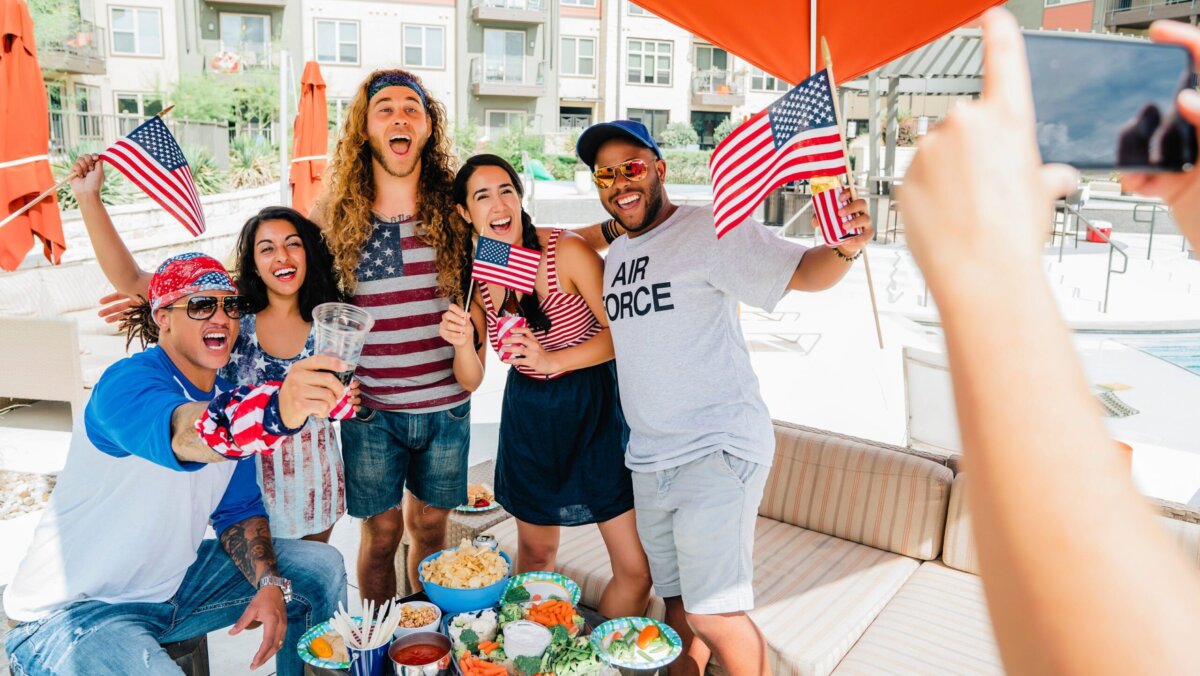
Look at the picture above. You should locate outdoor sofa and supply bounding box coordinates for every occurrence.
[486,420,1200,675]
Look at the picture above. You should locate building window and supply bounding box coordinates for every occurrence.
[627,0,652,15]
[627,108,668,139]
[561,0,597,5]
[627,39,672,86]
[486,110,526,139]
[116,92,164,117]
[560,36,595,77]
[315,20,359,65]
[328,98,350,131]
[560,106,592,131]
[75,84,101,140]
[404,25,445,69]
[110,6,162,56]
[484,29,526,83]
[220,13,271,68]
[750,67,789,93]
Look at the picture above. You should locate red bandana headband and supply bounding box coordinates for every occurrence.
[149,252,237,311]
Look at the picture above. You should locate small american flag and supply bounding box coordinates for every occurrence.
[101,116,206,237]
[472,236,540,294]
[812,183,861,247]
[711,69,846,239]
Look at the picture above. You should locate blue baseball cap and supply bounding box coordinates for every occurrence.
[576,120,663,170]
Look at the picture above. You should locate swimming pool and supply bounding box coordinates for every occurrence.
[1119,334,1200,376]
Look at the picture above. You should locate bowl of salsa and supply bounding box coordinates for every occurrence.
[389,631,451,675]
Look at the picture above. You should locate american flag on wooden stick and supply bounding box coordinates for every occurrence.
[710,68,846,239]
[102,116,206,236]
[471,236,541,294]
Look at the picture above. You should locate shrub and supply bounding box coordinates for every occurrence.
[183,145,227,196]
[714,117,736,146]
[228,136,278,189]
[544,154,581,181]
[486,122,546,173]
[661,150,713,185]
[454,119,481,162]
[659,122,699,149]
[52,146,137,211]
[168,71,278,130]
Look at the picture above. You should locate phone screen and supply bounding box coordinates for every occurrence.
[1025,33,1197,171]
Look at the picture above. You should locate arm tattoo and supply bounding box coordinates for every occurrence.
[219,516,279,586]
[171,402,227,464]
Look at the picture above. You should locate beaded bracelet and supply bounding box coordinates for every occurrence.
[834,246,862,262]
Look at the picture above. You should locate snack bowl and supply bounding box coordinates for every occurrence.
[389,631,452,676]
[419,549,512,613]
[393,600,442,639]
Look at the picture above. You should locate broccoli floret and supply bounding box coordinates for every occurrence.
[513,654,542,676]
[550,624,571,646]
[459,627,480,654]
[503,585,532,604]
[498,602,524,625]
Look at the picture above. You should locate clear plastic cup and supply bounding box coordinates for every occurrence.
[497,315,527,362]
[313,302,375,384]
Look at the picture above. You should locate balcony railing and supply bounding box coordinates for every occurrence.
[1105,0,1198,28]
[691,70,745,106]
[470,57,546,96]
[204,45,277,74]
[39,20,106,75]
[471,0,547,24]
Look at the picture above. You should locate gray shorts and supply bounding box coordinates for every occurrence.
[631,450,769,615]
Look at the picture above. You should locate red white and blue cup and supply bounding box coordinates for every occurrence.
[811,177,861,248]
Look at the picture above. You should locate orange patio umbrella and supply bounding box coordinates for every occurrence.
[290,60,328,216]
[632,0,1002,84]
[0,0,65,271]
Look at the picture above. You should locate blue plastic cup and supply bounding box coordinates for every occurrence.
[349,643,389,676]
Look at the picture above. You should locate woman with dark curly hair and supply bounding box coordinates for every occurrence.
[310,69,472,604]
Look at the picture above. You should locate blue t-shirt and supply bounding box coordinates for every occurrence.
[85,345,266,535]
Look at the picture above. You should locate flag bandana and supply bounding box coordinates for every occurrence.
[196,381,354,459]
[810,178,862,247]
[710,69,847,239]
[101,116,206,237]
[471,236,541,294]
[149,252,237,311]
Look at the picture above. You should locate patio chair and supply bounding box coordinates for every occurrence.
[0,317,85,419]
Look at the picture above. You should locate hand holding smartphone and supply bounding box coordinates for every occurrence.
[1025,32,1198,171]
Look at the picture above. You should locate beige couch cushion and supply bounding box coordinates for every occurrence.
[487,516,919,676]
[833,561,1002,675]
[943,473,1200,576]
[762,422,953,560]
[942,474,979,574]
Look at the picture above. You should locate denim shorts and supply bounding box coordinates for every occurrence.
[631,449,769,615]
[339,400,471,517]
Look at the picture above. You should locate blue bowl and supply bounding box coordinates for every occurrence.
[419,549,511,614]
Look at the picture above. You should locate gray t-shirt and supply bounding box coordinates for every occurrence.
[603,204,806,472]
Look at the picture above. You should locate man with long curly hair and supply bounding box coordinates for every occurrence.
[311,70,470,603]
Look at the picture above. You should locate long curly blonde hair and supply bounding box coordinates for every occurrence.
[321,69,465,298]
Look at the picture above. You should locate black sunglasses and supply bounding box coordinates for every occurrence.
[162,295,249,321]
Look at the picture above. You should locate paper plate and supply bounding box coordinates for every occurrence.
[502,571,581,605]
[590,617,682,670]
[297,618,353,670]
[455,484,500,513]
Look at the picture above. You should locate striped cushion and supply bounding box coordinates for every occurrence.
[942,474,979,575]
[761,422,954,560]
[833,561,1002,676]
[490,517,919,676]
[943,474,1200,576]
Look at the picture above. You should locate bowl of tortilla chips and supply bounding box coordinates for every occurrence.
[418,539,511,613]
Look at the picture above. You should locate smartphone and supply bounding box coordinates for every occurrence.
[1025,33,1197,171]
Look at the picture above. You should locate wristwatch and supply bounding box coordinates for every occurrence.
[258,575,293,603]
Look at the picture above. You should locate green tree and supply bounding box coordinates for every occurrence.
[166,71,279,127]
[28,0,79,51]
[714,117,736,145]
[486,121,545,173]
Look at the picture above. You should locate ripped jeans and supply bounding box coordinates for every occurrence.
[6,538,346,676]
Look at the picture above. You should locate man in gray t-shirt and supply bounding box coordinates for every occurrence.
[574,120,873,676]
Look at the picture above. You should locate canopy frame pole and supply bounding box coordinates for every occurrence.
[822,37,884,350]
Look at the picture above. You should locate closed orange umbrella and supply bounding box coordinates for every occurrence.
[0,0,65,271]
[633,0,1002,83]
[290,60,328,216]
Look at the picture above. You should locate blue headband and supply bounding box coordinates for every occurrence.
[367,72,427,108]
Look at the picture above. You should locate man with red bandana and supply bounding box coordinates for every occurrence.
[4,253,349,676]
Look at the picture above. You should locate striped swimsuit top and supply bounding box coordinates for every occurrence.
[480,229,603,381]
